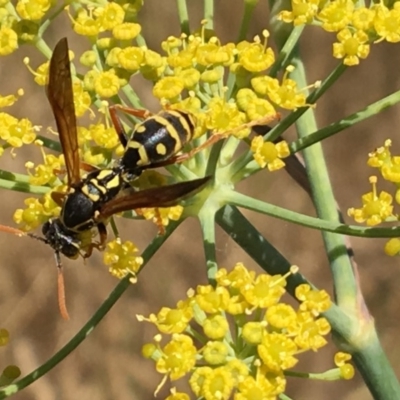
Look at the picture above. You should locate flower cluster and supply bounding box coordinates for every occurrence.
[139,263,353,399]
[103,238,143,281]
[4,1,311,250]
[279,0,400,66]
[348,139,400,255]
[0,89,37,155]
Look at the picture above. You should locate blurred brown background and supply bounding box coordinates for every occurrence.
[1,1,399,399]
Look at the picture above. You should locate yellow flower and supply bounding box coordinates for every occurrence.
[279,0,320,26]
[202,341,229,365]
[16,0,52,21]
[251,137,290,171]
[112,22,141,40]
[153,76,184,100]
[0,27,18,56]
[0,89,23,108]
[374,3,400,43]
[96,2,125,31]
[333,29,370,66]
[348,176,394,226]
[94,70,121,98]
[238,31,275,72]
[258,332,298,371]
[156,334,197,380]
[352,7,375,31]
[201,367,234,400]
[384,238,400,256]
[317,0,354,32]
[147,303,193,334]
[68,6,100,37]
[103,238,143,280]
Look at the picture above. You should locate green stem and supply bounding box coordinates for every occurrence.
[38,4,66,37]
[0,224,179,399]
[176,0,190,35]
[290,55,357,306]
[199,209,217,284]
[269,25,304,78]
[291,89,400,152]
[205,140,224,177]
[237,1,258,42]
[203,0,214,27]
[222,189,400,238]
[0,178,49,195]
[37,135,62,153]
[352,332,400,399]
[121,84,143,109]
[34,36,52,59]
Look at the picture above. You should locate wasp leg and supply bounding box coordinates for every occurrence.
[136,208,165,235]
[141,133,226,170]
[53,162,98,178]
[109,105,153,148]
[82,222,108,259]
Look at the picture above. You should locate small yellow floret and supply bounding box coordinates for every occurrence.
[0,27,18,56]
[103,238,143,280]
[347,176,394,226]
[251,136,290,171]
[333,29,370,66]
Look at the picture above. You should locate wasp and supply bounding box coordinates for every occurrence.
[8,38,210,319]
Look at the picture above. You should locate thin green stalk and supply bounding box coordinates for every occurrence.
[36,135,62,152]
[352,332,400,399]
[237,1,258,42]
[0,222,180,398]
[176,0,190,35]
[225,0,259,98]
[290,56,357,306]
[204,0,214,27]
[199,209,217,284]
[121,84,143,109]
[34,36,52,59]
[269,25,304,78]
[291,89,400,152]
[205,140,224,177]
[0,177,49,195]
[222,189,400,238]
[38,4,66,37]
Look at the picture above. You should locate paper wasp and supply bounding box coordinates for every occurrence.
[0,38,210,319]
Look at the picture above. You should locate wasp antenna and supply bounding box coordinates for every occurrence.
[0,224,26,237]
[26,232,48,244]
[56,253,70,320]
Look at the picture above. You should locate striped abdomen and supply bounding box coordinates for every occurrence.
[121,110,195,173]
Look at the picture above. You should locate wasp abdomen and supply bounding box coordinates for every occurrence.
[121,110,196,171]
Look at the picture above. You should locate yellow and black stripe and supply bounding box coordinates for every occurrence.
[121,110,196,170]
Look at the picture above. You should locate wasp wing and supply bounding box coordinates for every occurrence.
[46,37,81,187]
[99,176,211,219]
